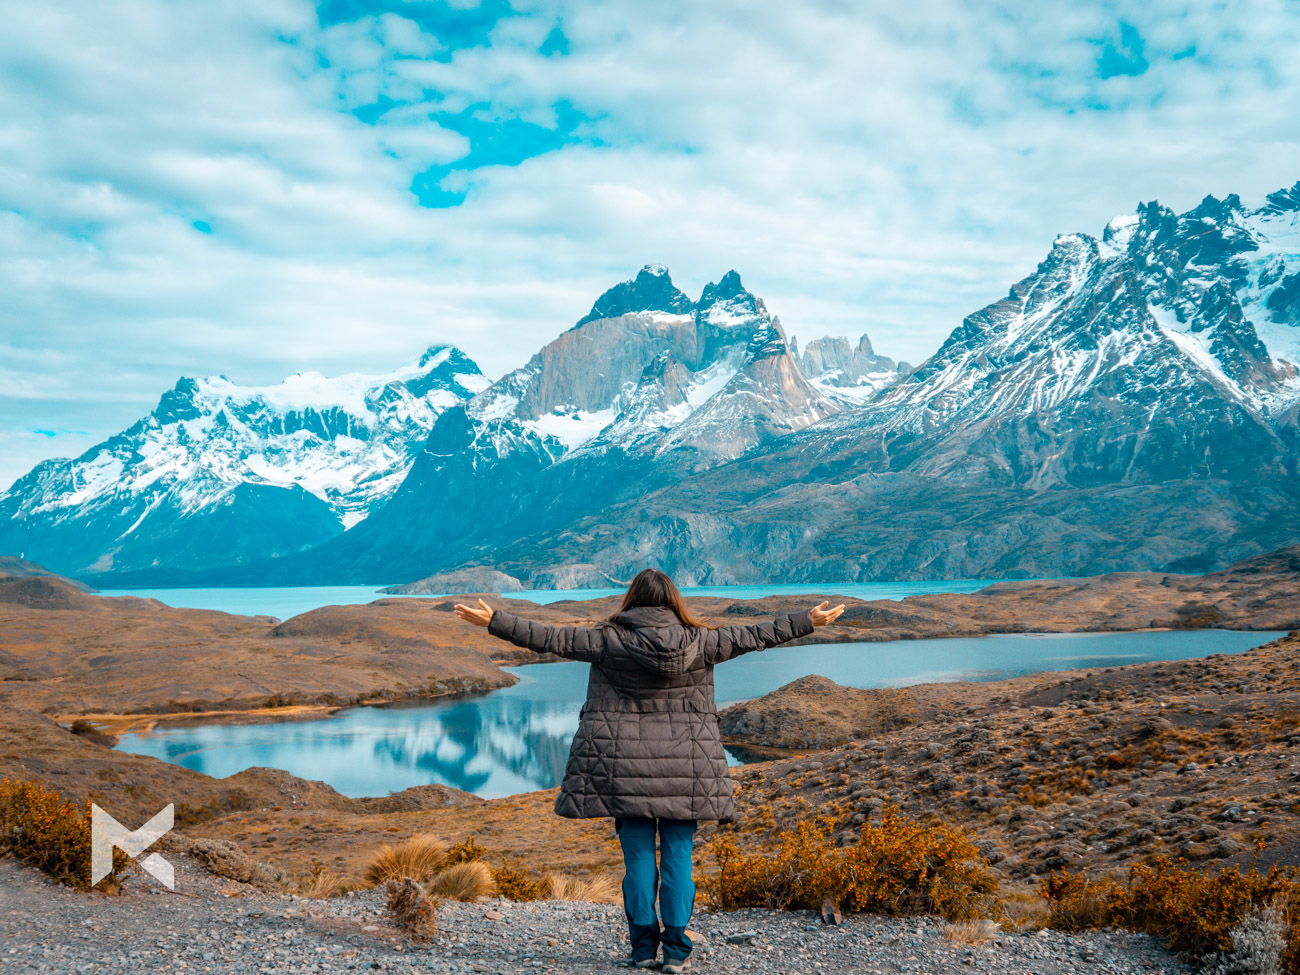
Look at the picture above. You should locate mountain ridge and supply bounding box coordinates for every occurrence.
[5,180,1300,587]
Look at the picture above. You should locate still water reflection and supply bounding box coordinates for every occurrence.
[116,629,1282,798]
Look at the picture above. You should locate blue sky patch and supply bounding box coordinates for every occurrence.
[1096,22,1150,79]
[317,0,514,59]
[539,25,569,57]
[410,100,595,208]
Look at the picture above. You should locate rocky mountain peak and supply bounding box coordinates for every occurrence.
[696,269,769,328]
[153,376,205,424]
[1257,181,1300,216]
[704,268,744,297]
[575,264,693,326]
[795,334,906,405]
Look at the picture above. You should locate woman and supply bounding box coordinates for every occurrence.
[455,569,845,973]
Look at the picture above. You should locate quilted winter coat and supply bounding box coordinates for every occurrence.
[486,604,815,822]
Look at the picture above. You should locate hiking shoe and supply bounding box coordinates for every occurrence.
[662,959,691,974]
[630,959,660,969]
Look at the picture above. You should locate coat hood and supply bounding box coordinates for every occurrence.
[610,605,702,678]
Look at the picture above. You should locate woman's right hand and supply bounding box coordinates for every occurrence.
[810,600,845,627]
[454,598,494,628]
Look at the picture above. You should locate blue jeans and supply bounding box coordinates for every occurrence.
[614,817,698,962]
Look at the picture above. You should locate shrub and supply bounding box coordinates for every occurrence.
[0,778,127,890]
[186,837,289,890]
[543,872,619,903]
[428,861,495,902]
[364,835,450,887]
[493,859,544,901]
[447,835,488,864]
[384,878,437,942]
[296,859,354,899]
[704,808,1000,922]
[1204,903,1288,975]
[1042,858,1300,972]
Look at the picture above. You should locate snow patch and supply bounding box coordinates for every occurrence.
[1149,304,1244,399]
[524,407,617,451]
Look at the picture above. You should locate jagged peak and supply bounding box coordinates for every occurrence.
[1102,213,1140,250]
[699,269,746,304]
[1187,192,1245,223]
[575,264,694,326]
[1256,181,1300,216]
[696,269,767,326]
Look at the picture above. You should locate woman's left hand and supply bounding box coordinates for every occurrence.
[810,600,846,627]
[454,598,494,628]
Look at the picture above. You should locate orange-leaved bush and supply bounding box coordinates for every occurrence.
[704,808,1000,922]
[0,778,128,890]
[1042,857,1300,972]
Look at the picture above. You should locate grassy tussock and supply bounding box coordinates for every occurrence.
[428,860,495,902]
[296,860,355,899]
[943,919,1001,944]
[1042,857,1300,973]
[542,871,620,903]
[364,835,450,886]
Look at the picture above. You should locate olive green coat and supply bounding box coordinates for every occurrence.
[487,605,814,822]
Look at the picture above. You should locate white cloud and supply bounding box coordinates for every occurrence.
[1,0,1299,490]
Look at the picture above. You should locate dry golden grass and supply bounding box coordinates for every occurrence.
[428,860,495,902]
[943,919,1001,944]
[542,871,620,903]
[1000,890,1050,932]
[296,860,355,899]
[364,834,450,887]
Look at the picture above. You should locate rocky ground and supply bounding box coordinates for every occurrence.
[0,855,1192,975]
[5,551,1300,973]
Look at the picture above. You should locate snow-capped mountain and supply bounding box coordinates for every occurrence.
[794,333,911,407]
[810,185,1300,489]
[0,347,487,577]
[12,180,1299,589]
[406,182,1300,587]
[274,266,882,584]
[460,266,842,464]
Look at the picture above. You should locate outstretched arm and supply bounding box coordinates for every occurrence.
[454,598,608,663]
[703,600,845,665]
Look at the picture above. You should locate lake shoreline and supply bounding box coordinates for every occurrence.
[71,623,1262,739]
[109,628,1286,799]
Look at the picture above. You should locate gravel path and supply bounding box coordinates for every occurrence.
[0,855,1194,975]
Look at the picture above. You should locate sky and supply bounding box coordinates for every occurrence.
[2,0,1300,490]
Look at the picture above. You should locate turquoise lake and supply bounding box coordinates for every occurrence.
[114,628,1283,800]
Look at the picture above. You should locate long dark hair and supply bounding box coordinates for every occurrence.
[608,569,710,628]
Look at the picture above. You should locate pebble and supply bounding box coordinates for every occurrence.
[0,855,1194,974]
